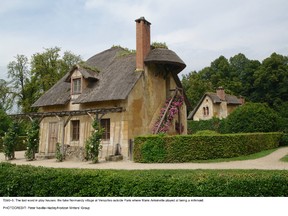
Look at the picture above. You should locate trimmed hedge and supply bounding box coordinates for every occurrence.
[187,118,222,134]
[134,133,282,163]
[1,163,288,197]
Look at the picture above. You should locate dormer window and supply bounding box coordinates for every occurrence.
[72,78,81,94]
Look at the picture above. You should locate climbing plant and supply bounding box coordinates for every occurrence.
[25,120,40,161]
[152,94,184,134]
[85,119,104,163]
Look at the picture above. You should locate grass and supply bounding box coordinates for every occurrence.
[280,154,288,162]
[191,148,278,163]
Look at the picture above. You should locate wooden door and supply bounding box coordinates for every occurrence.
[48,122,58,153]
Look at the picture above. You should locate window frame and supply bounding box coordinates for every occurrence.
[72,78,82,94]
[71,120,80,141]
[100,119,110,141]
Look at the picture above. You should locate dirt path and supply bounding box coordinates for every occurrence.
[1,147,288,170]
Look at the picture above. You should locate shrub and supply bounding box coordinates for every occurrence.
[1,163,288,197]
[187,118,221,134]
[134,133,282,163]
[25,120,39,161]
[223,103,281,133]
[85,119,104,163]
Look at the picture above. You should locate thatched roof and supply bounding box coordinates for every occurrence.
[32,46,188,108]
[33,47,140,107]
[145,48,186,73]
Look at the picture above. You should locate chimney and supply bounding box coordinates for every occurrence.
[135,17,151,71]
[216,87,225,101]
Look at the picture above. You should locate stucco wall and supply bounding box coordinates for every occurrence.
[38,66,188,160]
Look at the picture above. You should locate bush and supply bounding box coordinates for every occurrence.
[1,162,288,197]
[187,118,222,134]
[134,133,282,163]
[223,103,281,133]
[280,133,288,146]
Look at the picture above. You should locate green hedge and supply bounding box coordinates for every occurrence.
[1,163,288,197]
[187,118,222,134]
[134,133,282,163]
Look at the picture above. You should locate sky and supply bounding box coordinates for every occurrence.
[0,0,288,80]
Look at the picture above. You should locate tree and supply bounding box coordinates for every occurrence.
[7,47,82,113]
[0,79,13,112]
[7,54,30,112]
[222,103,281,133]
[253,53,288,106]
[229,53,260,98]
[30,47,82,93]
[182,70,213,109]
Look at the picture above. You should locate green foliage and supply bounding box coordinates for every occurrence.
[6,47,82,113]
[85,119,104,163]
[7,54,29,112]
[0,108,12,137]
[194,130,219,135]
[2,122,20,160]
[279,133,288,146]
[55,143,64,162]
[134,133,282,163]
[0,79,13,112]
[24,120,39,161]
[78,62,100,73]
[182,70,213,109]
[151,42,168,49]
[135,135,166,163]
[1,163,288,197]
[187,118,222,134]
[223,103,281,133]
[182,52,288,115]
[112,45,136,57]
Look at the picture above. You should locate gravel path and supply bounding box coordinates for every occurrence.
[1,147,288,170]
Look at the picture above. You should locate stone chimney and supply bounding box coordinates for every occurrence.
[135,17,151,71]
[216,87,226,101]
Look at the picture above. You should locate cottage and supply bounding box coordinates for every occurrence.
[32,17,190,160]
[188,87,244,121]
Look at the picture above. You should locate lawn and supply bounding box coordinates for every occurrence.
[190,148,278,163]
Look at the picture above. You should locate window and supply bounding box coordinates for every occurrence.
[71,120,80,141]
[72,78,81,94]
[100,119,110,140]
[203,106,209,116]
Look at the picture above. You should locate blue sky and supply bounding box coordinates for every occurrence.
[1,0,288,80]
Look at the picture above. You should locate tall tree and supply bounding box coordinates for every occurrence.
[229,53,260,98]
[7,54,30,112]
[253,53,288,106]
[7,47,82,113]
[30,47,82,93]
